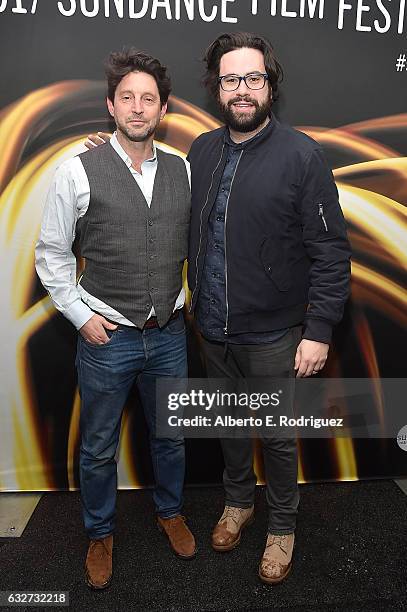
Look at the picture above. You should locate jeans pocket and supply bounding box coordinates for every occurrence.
[80,328,117,347]
[164,312,186,335]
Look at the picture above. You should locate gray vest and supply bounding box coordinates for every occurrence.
[76,143,190,327]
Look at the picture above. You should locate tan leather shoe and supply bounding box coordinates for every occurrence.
[85,535,113,590]
[157,515,197,559]
[211,505,254,552]
[258,533,294,584]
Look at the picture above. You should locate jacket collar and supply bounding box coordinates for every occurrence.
[222,112,279,150]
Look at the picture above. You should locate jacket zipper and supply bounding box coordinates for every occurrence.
[318,203,328,232]
[224,149,244,335]
[189,143,226,313]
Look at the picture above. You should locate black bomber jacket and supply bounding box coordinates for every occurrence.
[186,115,352,344]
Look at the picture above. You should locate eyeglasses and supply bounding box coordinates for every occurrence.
[218,73,269,92]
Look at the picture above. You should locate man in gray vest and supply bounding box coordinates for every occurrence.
[35,48,194,590]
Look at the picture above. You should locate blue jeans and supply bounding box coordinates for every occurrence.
[75,313,187,539]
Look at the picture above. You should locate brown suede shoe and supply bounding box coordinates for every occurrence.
[157,515,197,559]
[85,535,113,590]
[211,505,254,552]
[258,533,294,585]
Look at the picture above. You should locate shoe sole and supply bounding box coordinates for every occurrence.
[157,522,197,560]
[258,561,292,585]
[211,512,254,552]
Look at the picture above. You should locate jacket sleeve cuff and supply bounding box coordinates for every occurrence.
[302,318,333,344]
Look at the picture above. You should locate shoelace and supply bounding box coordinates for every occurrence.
[220,506,244,527]
[163,515,186,531]
[265,535,289,556]
[89,539,111,559]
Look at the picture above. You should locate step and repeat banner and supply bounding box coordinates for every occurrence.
[0,1,406,491]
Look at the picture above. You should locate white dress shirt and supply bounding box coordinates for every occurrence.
[35,134,190,330]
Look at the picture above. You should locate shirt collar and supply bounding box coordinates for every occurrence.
[110,131,157,168]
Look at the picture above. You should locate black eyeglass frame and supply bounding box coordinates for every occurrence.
[218,73,269,91]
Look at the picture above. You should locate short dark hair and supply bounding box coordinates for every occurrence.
[105,47,171,106]
[203,32,283,100]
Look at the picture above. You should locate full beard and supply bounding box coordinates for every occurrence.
[219,96,272,133]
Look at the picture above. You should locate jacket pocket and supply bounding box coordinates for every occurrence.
[302,202,332,241]
[260,237,292,292]
[317,203,329,233]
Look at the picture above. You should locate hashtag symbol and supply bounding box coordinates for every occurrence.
[395,53,406,72]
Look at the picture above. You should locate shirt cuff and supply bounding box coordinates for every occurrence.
[64,299,94,330]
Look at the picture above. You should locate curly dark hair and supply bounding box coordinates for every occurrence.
[105,47,171,106]
[203,32,283,100]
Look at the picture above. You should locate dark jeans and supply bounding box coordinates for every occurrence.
[76,313,187,539]
[201,326,302,535]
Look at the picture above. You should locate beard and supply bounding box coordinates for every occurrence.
[117,117,157,142]
[218,94,272,133]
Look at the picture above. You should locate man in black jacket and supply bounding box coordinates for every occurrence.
[187,32,351,584]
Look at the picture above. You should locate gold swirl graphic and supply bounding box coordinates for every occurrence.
[0,81,406,490]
